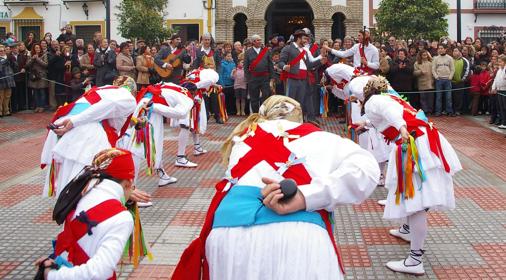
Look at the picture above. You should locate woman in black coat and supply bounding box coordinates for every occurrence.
[93,39,117,86]
[388,48,417,107]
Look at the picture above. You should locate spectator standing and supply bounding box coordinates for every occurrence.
[47,44,67,106]
[11,43,28,112]
[68,67,91,101]
[218,51,236,115]
[378,46,391,76]
[92,31,103,50]
[451,48,470,115]
[94,39,117,86]
[26,43,48,113]
[79,43,96,82]
[56,24,76,44]
[154,34,191,84]
[0,45,17,117]
[475,45,490,65]
[24,32,36,52]
[232,41,243,64]
[116,42,136,80]
[231,59,247,115]
[492,55,506,129]
[135,45,154,89]
[432,44,455,116]
[414,49,435,114]
[43,33,52,47]
[487,60,500,125]
[469,65,483,115]
[479,62,492,116]
[243,34,274,113]
[389,49,415,106]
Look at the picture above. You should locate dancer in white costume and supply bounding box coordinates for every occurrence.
[40,76,137,198]
[357,77,462,276]
[118,83,194,186]
[173,68,219,168]
[172,95,380,280]
[324,63,391,185]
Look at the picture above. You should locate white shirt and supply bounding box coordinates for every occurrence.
[201,46,212,55]
[253,47,261,54]
[492,67,506,91]
[330,43,380,70]
[292,42,307,70]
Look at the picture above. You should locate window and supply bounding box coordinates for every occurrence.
[20,25,40,41]
[0,27,6,39]
[478,26,505,44]
[75,25,101,44]
[167,20,203,43]
[233,13,247,43]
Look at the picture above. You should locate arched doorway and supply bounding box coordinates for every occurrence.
[331,12,346,41]
[265,0,314,42]
[233,13,248,43]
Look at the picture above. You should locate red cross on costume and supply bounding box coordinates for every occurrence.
[172,123,345,280]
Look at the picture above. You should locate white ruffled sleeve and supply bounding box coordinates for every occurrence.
[364,95,406,131]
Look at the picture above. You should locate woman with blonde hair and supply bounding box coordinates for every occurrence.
[414,49,435,114]
[173,95,380,280]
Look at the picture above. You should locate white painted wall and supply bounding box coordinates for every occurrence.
[232,0,248,7]
[332,0,348,6]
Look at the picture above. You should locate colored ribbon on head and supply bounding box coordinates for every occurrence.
[275,153,306,176]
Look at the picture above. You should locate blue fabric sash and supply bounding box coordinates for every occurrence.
[68,103,91,116]
[213,186,325,229]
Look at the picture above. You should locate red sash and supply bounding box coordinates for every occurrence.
[358,44,374,75]
[172,47,182,56]
[280,49,307,81]
[136,85,169,106]
[172,124,345,279]
[55,199,126,280]
[249,47,269,77]
[381,95,451,173]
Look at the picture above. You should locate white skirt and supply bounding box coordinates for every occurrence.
[206,222,343,280]
[383,129,462,219]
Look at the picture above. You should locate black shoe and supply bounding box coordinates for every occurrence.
[216,119,224,124]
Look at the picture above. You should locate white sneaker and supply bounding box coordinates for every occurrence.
[157,169,178,187]
[386,259,425,276]
[377,199,387,206]
[389,225,411,242]
[175,156,198,168]
[193,145,208,156]
[137,201,153,208]
[498,125,506,129]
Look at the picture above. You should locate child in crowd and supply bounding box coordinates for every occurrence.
[469,65,482,116]
[218,52,236,115]
[67,67,92,101]
[231,59,247,115]
[271,51,284,95]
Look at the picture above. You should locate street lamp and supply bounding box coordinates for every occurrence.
[82,3,89,19]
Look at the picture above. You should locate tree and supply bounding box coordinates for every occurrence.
[375,0,449,41]
[116,0,173,44]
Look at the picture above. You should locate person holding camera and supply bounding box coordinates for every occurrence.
[26,43,48,113]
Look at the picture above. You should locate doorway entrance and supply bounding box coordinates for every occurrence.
[265,0,314,42]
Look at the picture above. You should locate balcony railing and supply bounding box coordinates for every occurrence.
[475,0,506,9]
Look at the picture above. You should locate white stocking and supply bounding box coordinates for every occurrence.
[193,132,200,146]
[178,128,190,156]
[406,210,427,265]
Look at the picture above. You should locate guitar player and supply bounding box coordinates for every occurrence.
[154,34,191,84]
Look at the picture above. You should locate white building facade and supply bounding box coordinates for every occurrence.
[0,0,504,44]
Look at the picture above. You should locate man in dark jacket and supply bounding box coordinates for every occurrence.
[56,24,76,44]
[155,34,191,84]
[94,39,117,86]
[279,29,324,122]
[47,44,67,106]
[10,43,28,112]
[192,33,224,123]
[243,34,274,113]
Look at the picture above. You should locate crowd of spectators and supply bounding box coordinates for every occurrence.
[0,25,505,130]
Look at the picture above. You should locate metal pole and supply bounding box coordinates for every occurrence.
[457,0,462,42]
[105,0,111,40]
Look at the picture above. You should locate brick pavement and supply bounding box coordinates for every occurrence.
[0,112,505,280]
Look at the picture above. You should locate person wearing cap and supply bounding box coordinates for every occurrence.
[35,148,136,280]
[302,27,325,121]
[40,76,137,198]
[279,29,326,123]
[323,29,379,75]
[117,82,194,200]
[173,68,219,167]
[243,34,274,113]
[154,34,191,84]
[172,95,380,280]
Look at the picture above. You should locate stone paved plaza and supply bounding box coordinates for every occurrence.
[0,112,505,279]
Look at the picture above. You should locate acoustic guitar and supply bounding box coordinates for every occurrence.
[154,53,182,78]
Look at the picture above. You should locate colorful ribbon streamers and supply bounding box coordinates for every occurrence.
[395,135,427,205]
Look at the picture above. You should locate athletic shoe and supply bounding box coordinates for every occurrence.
[389,224,411,242]
[193,145,208,156]
[386,259,425,276]
[175,156,198,168]
[377,199,387,206]
[498,125,506,129]
[157,168,178,187]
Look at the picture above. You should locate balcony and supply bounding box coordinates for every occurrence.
[474,0,506,13]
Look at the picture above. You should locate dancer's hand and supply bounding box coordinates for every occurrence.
[130,189,152,203]
[400,126,410,143]
[53,119,73,136]
[354,120,366,131]
[261,177,306,215]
